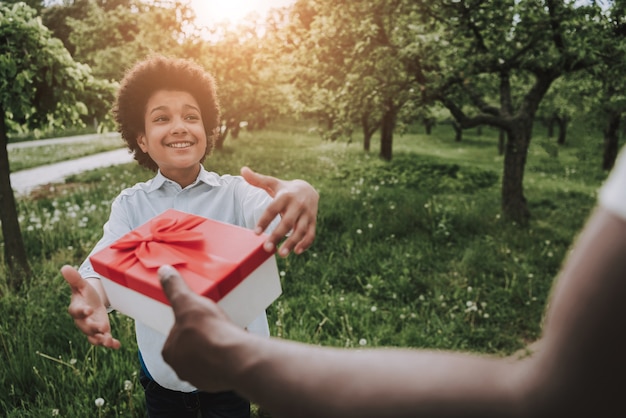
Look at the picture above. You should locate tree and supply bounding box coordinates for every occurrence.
[41,0,93,57]
[0,2,114,289]
[185,17,287,148]
[65,0,194,81]
[411,0,609,223]
[282,0,418,160]
[592,1,626,171]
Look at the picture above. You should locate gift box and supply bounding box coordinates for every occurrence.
[89,209,281,335]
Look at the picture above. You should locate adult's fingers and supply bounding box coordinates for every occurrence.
[158,265,194,314]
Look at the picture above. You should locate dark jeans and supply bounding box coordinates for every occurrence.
[139,369,250,418]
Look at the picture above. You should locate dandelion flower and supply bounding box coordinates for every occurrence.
[359,338,367,346]
[95,398,105,408]
[370,306,377,312]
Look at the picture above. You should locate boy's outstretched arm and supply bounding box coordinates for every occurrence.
[241,166,319,257]
[61,265,121,349]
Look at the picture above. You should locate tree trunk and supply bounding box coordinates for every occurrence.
[363,131,372,153]
[602,110,621,171]
[452,121,463,142]
[215,127,228,150]
[424,118,435,135]
[547,116,555,138]
[498,129,506,156]
[0,109,31,290]
[501,122,531,224]
[379,105,396,161]
[556,116,567,145]
[361,114,373,153]
[228,119,241,139]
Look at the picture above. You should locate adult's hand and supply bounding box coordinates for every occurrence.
[159,265,248,392]
[241,166,318,257]
[61,265,120,349]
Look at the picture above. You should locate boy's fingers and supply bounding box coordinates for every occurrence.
[61,265,85,290]
[158,265,193,313]
[241,166,279,197]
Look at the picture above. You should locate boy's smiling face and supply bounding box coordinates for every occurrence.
[138,89,208,187]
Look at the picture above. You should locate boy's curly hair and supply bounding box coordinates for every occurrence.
[113,55,220,171]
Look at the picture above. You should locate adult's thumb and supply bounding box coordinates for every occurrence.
[158,264,191,312]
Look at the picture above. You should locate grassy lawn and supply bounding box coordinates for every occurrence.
[0,121,608,416]
[8,134,125,172]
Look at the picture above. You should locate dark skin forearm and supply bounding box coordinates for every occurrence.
[160,207,626,418]
[235,338,526,418]
[522,207,626,417]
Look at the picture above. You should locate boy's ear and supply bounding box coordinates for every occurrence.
[137,134,148,152]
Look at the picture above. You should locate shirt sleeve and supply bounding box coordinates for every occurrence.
[599,147,626,221]
[78,196,133,279]
[236,179,280,232]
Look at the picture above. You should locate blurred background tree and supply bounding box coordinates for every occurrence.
[0,2,115,288]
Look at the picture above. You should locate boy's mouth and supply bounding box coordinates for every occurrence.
[167,141,193,148]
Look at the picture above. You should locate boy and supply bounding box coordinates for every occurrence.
[61,55,319,418]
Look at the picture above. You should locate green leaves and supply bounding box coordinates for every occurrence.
[1,2,114,133]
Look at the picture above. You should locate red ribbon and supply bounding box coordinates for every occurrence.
[110,215,239,299]
[112,216,208,269]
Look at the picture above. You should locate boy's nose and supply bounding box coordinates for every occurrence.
[171,118,188,135]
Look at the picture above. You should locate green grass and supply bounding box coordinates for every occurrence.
[0,121,608,416]
[8,134,125,172]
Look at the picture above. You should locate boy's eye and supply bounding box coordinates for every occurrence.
[154,115,169,122]
[185,114,200,121]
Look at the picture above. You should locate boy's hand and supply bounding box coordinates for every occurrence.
[61,265,121,349]
[241,166,319,257]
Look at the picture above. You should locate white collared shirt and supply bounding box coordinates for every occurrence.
[79,165,277,392]
[600,148,626,221]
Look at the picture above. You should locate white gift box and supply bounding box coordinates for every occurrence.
[90,209,282,335]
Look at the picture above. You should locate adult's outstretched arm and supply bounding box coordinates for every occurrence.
[159,206,626,418]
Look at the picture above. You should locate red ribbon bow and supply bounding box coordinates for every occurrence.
[112,216,207,269]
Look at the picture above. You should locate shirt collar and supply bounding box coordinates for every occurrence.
[148,166,222,192]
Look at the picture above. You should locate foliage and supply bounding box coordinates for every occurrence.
[404,0,615,222]
[0,2,114,132]
[278,0,419,156]
[31,0,625,220]
[0,121,605,416]
[184,17,287,145]
[0,1,115,285]
[65,0,194,81]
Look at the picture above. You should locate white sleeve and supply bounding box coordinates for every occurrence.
[599,147,626,221]
[78,196,132,279]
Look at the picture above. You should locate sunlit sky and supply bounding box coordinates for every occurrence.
[190,0,295,26]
